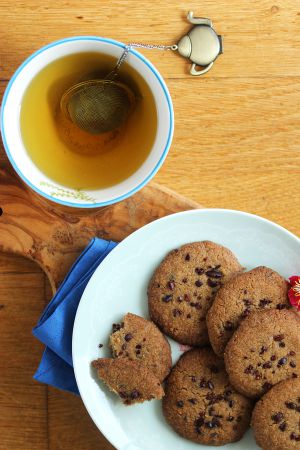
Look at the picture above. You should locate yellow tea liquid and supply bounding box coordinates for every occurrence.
[20,52,157,190]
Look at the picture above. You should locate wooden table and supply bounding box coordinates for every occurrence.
[0,1,299,449]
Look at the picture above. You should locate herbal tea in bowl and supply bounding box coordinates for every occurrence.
[1,37,174,207]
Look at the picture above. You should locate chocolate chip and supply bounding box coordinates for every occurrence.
[271,355,277,361]
[156,283,161,288]
[241,308,251,319]
[130,390,140,399]
[185,254,190,261]
[278,357,287,366]
[207,381,214,390]
[203,257,207,262]
[254,371,262,380]
[224,321,234,331]
[244,365,253,374]
[121,343,127,350]
[172,308,182,317]
[260,345,268,355]
[274,334,284,341]
[199,379,207,388]
[277,303,288,310]
[167,281,175,290]
[195,417,204,428]
[195,280,203,287]
[177,400,184,407]
[290,361,296,368]
[289,351,296,356]
[259,298,272,308]
[243,289,247,294]
[263,382,273,391]
[224,389,232,397]
[285,401,297,410]
[272,412,284,423]
[279,342,286,348]
[210,365,219,373]
[227,416,234,422]
[135,349,141,355]
[205,268,223,278]
[112,323,122,332]
[292,373,298,378]
[207,279,218,288]
[188,398,197,404]
[243,299,252,306]
[279,422,287,432]
[184,294,190,301]
[119,391,128,398]
[124,333,133,341]
[290,432,300,441]
[187,313,192,318]
[162,294,173,302]
[191,376,196,382]
[205,418,220,429]
[177,296,183,303]
[182,278,188,283]
[98,343,103,348]
[135,344,142,349]
[195,267,204,275]
[263,361,272,369]
[143,338,146,342]
[228,400,234,408]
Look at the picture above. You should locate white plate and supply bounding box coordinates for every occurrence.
[73,209,300,450]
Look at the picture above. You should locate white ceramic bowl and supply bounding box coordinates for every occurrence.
[0,37,174,208]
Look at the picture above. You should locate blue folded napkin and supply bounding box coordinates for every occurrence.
[33,237,117,394]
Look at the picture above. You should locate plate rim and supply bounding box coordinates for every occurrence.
[72,208,300,449]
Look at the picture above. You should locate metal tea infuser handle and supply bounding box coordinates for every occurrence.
[177,11,223,76]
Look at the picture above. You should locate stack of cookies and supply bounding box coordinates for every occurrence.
[148,241,299,447]
[92,240,299,448]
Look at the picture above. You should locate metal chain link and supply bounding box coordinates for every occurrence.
[114,42,178,72]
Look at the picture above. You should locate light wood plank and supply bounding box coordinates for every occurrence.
[0,264,48,450]
[0,0,299,80]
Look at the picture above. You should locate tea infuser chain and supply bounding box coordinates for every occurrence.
[113,11,223,77]
[112,42,178,74]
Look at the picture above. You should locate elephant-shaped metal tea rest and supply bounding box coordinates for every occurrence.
[177,11,223,76]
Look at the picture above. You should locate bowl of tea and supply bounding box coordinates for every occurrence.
[1,37,174,207]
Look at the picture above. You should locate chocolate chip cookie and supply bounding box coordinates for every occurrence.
[109,312,172,382]
[207,267,290,356]
[148,241,243,346]
[92,358,164,405]
[252,378,300,450]
[162,348,253,445]
[224,309,300,398]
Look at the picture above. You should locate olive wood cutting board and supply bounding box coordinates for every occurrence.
[0,166,200,293]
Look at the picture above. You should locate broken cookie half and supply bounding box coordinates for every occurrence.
[92,358,164,405]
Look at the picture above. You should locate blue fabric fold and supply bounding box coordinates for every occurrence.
[33,237,117,394]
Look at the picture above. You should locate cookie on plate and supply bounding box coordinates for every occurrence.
[252,378,300,450]
[109,312,172,381]
[224,309,300,398]
[207,266,290,356]
[92,358,164,405]
[162,348,253,446]
[148,241,243,346]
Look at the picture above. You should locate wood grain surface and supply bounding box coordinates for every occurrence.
[0,1,299,450]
